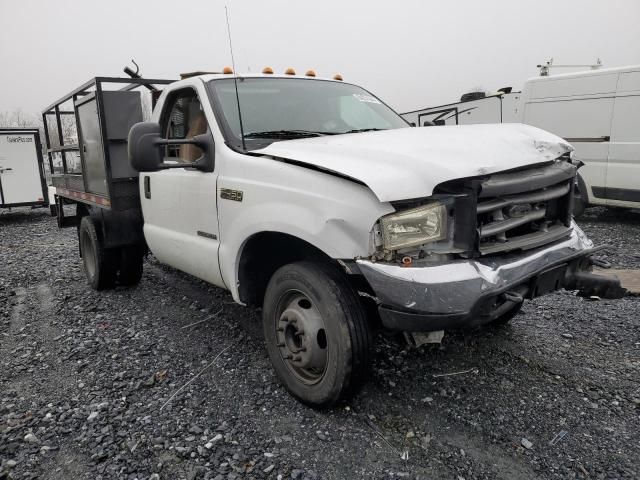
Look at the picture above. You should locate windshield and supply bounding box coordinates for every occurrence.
[207,77,409,150]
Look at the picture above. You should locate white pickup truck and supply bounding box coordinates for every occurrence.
[47,71,623,407]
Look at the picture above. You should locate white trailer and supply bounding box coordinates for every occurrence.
[0,128,48,209]
[402,65,640,214]
[402,90,520,127]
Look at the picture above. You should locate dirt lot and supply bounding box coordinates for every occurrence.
[1,207,639,480]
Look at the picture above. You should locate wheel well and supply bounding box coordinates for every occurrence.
[237,232,335,307]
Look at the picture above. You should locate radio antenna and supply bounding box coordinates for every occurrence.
[225,6,246,151]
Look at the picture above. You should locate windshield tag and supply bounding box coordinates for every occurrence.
[352,94,381,104]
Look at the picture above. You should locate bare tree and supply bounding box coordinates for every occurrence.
[0,109,38,128]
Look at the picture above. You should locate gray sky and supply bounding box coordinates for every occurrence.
[1,0,639,117]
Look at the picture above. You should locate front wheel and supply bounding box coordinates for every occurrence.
[262,261,372,408]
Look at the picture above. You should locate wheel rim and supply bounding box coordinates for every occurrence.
[81,230,96,279]
[274,290,328,385]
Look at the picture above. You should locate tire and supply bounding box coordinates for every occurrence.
[262,261,372,408]
[117,245,144,286]
[572,175,588,218]
[78,216,118,290]
[488,302,523,327]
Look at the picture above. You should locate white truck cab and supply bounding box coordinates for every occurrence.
[48,71,624,407]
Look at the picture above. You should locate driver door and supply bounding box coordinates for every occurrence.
[140,86,225,288]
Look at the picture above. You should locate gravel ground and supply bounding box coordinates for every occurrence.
[1,206,639,480]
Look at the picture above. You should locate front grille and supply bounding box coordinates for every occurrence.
[475,161,575,255]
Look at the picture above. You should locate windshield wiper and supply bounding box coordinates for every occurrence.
[344,128,387,134]
[243,130,337,139]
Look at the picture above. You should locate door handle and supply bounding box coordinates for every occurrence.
[144,176,151,199]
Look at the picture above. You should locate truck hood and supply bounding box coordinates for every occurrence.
[253,123,572,202]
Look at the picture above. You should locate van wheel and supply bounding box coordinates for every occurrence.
[118,246,144,286]
[262,261,372,408]
[573,191,587,218]
[79,216,117,290]
[573,176,588,218]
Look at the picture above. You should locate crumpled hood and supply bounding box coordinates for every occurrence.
[253,123,573,202]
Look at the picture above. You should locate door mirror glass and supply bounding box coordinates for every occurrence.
[129,122,163,172]
[128,121,212,173]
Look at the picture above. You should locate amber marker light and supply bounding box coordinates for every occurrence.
[305,69,316,77]
[262,66,274,74]
[222,66,234,74]
[333,74,343,81]
[284,67,296,75]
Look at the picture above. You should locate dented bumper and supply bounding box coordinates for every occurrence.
[356,223,625,332]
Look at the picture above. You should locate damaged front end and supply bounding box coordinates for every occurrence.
[356,157,625,332]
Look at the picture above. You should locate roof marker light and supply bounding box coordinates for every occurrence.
[262,66,274,74]
[284,67,296,75]
[333,74,343,81]
[305,69,316,77]
[222,66,234,74]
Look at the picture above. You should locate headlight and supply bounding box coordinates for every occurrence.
[380,202,447,250]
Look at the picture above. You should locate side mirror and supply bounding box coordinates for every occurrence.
[128,122,213,173]
[129,122,163,172]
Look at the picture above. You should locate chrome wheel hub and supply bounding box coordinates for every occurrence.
[275,292,328,384]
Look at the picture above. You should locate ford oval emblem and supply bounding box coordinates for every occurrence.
[507,204,532,218]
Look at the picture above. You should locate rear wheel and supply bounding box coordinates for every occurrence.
[262,261,372,408]
[79,216,118,290]
[117,245,144,286]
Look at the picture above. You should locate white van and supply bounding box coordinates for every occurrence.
[0,128,48,209]
[402,65,640,214]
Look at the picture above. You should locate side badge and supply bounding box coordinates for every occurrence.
[220,188,243,202]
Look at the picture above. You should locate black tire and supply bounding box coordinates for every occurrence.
[488,302,523,327]
[117,245,144,286]
[262,261,372,408]
[78,216,118,290]
[573,175,588,218]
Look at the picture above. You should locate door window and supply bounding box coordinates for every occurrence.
[162,89,208,162]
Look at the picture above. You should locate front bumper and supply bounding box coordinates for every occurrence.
[356,222,625,332]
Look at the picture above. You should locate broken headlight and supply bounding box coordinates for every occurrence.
[380,202,447,250]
